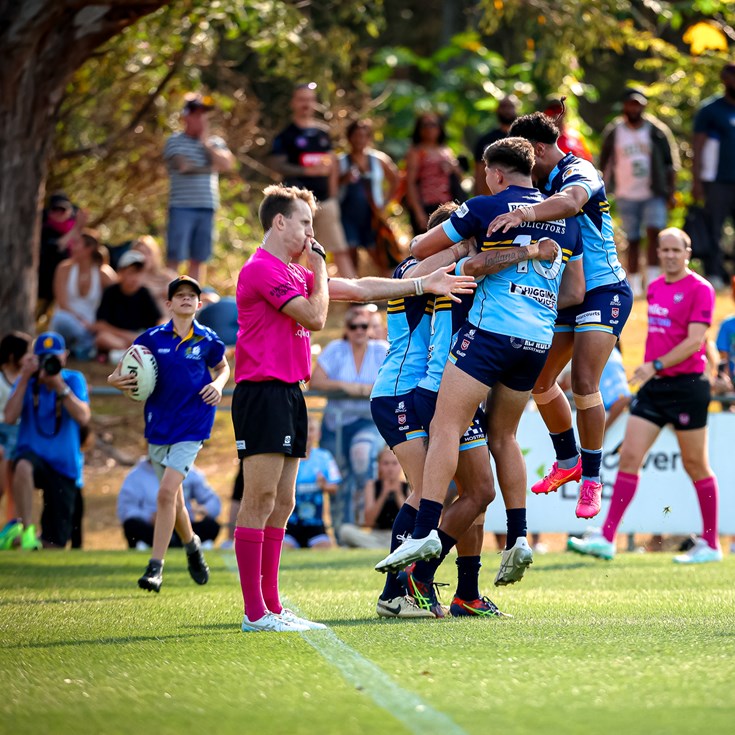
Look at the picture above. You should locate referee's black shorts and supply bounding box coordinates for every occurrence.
[231,380,308,459]
[629,373,710,431]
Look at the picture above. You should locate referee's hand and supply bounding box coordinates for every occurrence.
[305,237,327,268]
[630,361,656,387]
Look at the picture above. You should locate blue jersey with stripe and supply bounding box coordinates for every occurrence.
[371,258,433,398]
[442,186,583,344]
[542,152,626,290]
[417,291,474,394]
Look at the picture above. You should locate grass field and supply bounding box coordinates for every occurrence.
[2,549,734,735]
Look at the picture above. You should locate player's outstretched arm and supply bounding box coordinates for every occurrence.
[328,266,475,304]
[460,238,558,277]
[486,185,590,234]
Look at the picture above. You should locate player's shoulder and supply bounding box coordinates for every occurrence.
[192,320,223,343]
[558,154,598,181]
[394,256,418,279]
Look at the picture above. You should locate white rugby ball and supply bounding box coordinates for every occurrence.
[120,345,158,402]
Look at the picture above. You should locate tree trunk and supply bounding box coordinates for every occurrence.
[0,0,169,334]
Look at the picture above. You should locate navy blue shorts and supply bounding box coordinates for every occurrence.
[413,386,487,451]
[449,324,550,392]
[556,280,633,338]
[370,392,427,449]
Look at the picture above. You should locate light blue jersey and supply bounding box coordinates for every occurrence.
[371,258,433,398]
[543,152,626,291]
[442,186,583,344]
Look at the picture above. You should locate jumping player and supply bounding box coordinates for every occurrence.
[232,184,475,633]
[487,111,633,520]
[568,229,721,563]
[376,138,583,582]
[108,276,230,592]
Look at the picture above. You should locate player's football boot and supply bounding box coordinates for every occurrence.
[376,595,436,619]
[0,521,23,550]
[241,612,309,632]
[450,596,512,618]
[673,537,722,564]
[567,528,615,560]
[374,529,441,574]
[531,458,582,495]
[278,609,327,630]
[403,566,447,618]
[20,524,42,551]
[576,480,603,519]
[186,535,210,585]
[138,562,163,592]
[494,536,534,586]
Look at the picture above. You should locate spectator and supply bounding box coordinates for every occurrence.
[338,119,400,273]
[2,332,90,550]
[50,230,117,360]
[600,88,679,297]
[269,82,356,278]
[716,282,735,387]
[197,296,239,346]
[339,446,409,549]
[309,304,387,530]
[94,250,162,357]
[405,111,464,234]
[37,192,79,318]
[163,92,235,283]
[692,62,735,289]
[117,458,221,549]
[543,98,593,162]
[284,417,341,550]
[0,333,31,536]
[131,235,178,313]
[473,95,520,195]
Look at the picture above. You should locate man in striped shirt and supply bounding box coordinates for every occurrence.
[164,93,235,284]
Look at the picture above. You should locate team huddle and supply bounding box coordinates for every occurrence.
[111,110,720,631]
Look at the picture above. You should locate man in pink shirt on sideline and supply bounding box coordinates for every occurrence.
[232,184,476,632]
[568,228,722,564]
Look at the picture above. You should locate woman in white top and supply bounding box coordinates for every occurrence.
[310,304,389,528]
[50,230,117,359]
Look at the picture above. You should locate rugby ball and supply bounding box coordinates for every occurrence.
[120,345,158,402]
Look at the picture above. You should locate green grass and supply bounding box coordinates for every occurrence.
[2,550,734,735]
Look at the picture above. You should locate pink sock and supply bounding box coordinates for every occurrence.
[262,526,286,614]
[234,527,267,622]
[602,472,639,543]
[693,476,719,549]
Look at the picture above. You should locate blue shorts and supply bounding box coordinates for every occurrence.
[413,387,487,451]
[167,207,215,263]
[556,280,633,338]
[616,197,668,241]
[370,392,427,449]
[449,324,550,392]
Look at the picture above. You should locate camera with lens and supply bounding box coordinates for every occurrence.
[40,354,62,376]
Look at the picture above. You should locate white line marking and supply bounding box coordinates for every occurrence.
[222,553,467,735]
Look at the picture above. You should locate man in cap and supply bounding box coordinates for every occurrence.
[600,87,679,296]
[94,249,162,356]
[163,92,235,283]
[3,332,90,549]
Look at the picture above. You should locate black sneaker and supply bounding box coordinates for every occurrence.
[138,562,163,593]
[186,539,210,585]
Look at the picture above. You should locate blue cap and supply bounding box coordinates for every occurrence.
[34,332,66,356]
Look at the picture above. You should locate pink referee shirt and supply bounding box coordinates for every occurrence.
[235,247,314,383]
[644,272,714,377]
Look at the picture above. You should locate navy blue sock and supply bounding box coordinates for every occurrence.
[580,448,603,483]
[411,498,443,540]
[412,529,456,582]
[505,508,527,549]
[381,504,417,601]
[455,555,481,601]
[550,428,579,468]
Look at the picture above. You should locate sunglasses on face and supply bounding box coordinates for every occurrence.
[348,323,370,331]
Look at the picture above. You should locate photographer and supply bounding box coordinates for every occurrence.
[3,332,90,549]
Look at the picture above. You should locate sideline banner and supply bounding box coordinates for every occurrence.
[484,408,735,534]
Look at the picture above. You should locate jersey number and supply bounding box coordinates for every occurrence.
[514,235,562,280]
